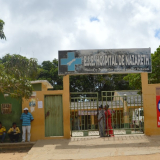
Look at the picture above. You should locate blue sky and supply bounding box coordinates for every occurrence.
[90,17,100,22]
[155,29,160,39]
[0,0,160,63]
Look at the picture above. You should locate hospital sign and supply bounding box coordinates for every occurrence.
[58,48,152,75]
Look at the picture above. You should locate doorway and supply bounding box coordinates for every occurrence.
[45,95,63,137]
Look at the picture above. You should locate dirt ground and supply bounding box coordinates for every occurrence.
[0,152,27,160]
[0,153,160,160]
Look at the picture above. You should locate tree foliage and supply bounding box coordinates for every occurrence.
[70,74,130,92]
[149,46,160,83]
[0,54,38,99]
[2,54,38,80]
[37,59,63,90]
[0,19,6,40]
[37,59,131,93]
[123,74,141,90]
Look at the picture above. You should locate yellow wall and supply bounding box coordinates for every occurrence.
[22,72,160,140]
[22,75,70,141]
[141,73,160,135]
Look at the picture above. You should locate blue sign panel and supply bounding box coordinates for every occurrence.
[61,52,82,71]
[58,48,152,75]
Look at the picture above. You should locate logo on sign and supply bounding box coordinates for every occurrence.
[61,52,82,71]
[158,100,160,112]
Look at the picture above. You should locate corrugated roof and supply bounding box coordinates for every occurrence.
[115,91,143,105]
[70,90,143,109]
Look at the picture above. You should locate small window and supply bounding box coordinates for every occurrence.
[1,104,12,114]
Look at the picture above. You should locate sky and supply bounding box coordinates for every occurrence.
[0,0,160,64]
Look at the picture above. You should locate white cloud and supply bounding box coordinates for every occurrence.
[0,0,160,63]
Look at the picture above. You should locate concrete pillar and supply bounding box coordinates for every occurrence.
[141,73,148,135]
[141,73,148,90]
[63,75,70,138]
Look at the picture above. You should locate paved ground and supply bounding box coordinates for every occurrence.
[1,152,160,160]
[83,154,160,160]
[23,134,160,160]
[0,152,27,160]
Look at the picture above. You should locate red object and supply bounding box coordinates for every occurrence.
[105,110,114,136]
[156,96,160,127]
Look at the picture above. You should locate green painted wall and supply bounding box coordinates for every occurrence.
[0,93,22,142]
[32,83,42,91]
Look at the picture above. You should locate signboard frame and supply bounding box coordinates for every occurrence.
[58,48,152,75]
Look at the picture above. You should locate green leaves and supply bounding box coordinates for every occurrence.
[0,70,32,99]
[37,59,63,90]
[148,47,160,83]
[0,19,6,40]
[123,74,141,90]
[0,54,38,99]
[3,54,38,80]
[37,59,131,92]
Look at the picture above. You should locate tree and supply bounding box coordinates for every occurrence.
[0,54,38,99]
[0,19,6,39]
[2,54,38,80]
[149,46,160,83]
[38,59,131,93]
[123,73,141,90]
[37,59,63,90]
[70,74,130,92]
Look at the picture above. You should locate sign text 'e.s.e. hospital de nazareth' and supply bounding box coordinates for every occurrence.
[58,48,151,75]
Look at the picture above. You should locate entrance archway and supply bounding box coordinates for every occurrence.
[59,48,152,137]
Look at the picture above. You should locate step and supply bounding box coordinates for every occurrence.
[0,142,35,152]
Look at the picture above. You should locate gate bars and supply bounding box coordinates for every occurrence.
[70,92,99,137]
[101,91,144,135]
[70,91,144,137]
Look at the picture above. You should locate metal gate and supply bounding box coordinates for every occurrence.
[70,91,144,137]
[70,92,99,137]
[101,90,144,135]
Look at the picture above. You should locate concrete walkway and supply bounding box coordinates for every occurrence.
[23,134,160,160]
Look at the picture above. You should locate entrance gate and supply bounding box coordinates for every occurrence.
[70,91,144,137]
[70,92,99,137]
[58,48,151,137]
[101,91,144,135]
